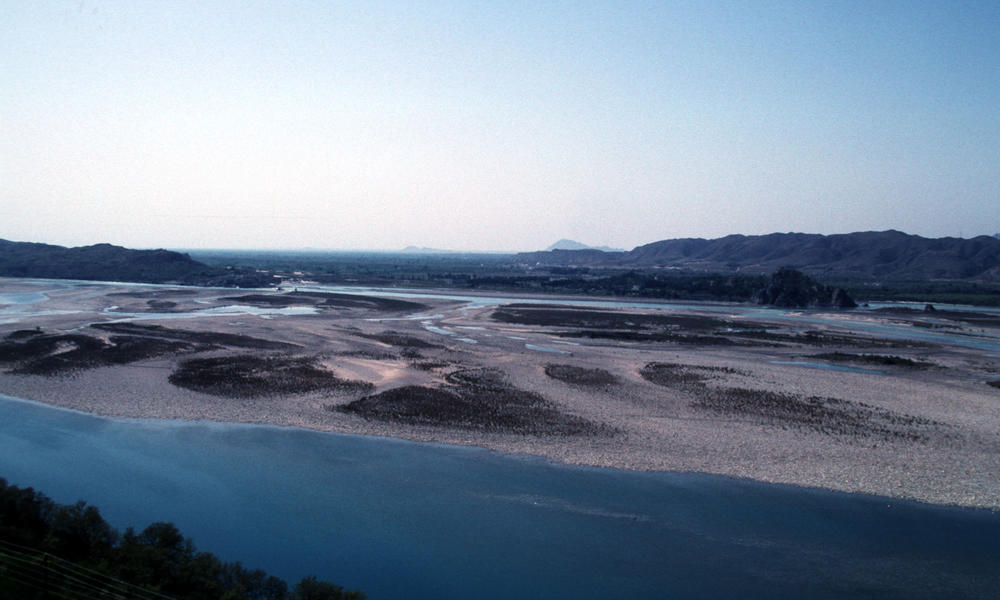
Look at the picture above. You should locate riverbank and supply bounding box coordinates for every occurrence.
[5,391,998,600]
[1,278,998,509]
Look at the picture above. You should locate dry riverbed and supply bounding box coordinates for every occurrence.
[1,278,998,509]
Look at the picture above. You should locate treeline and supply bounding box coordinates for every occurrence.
[195,249,769,302]
[0,478,363,600]
[192,249,1000,306]
[464,270,769,301]
[836,279,1000,307]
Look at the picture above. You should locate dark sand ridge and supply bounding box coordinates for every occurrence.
[1,280,998,509]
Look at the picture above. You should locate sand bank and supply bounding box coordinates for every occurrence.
[1,279,998,509]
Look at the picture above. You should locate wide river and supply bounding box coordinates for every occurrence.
[2,394,998,599]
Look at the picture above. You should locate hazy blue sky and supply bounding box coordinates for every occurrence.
[3,1,999,251]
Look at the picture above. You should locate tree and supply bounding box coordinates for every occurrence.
[46,501,117,564]
[292,575,366,600]
[0,479,359,599]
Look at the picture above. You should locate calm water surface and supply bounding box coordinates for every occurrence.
[2,394,998,600]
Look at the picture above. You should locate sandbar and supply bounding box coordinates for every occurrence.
[1,278,998,509]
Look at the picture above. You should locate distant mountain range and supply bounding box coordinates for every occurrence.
[544,239,625,253]
[517,231,1000,280]
[0,239,274,286]
[399,245,458,254]
[6,231,1000,286]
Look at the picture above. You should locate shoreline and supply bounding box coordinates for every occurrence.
[3,391,997,516]
[2,278,998,510]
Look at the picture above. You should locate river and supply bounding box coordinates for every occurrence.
[2,394,998,599]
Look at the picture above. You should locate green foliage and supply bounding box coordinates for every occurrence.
[0,478,359,600]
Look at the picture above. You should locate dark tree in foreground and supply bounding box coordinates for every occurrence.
[293,575,366,600]
[0,477,362,600]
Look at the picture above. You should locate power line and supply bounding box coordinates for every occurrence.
[0,539,176,600]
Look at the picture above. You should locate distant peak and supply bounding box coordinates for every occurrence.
[544,239,625,252]
[400,245,453,254]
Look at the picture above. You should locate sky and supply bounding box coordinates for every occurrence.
[2,1,999,252]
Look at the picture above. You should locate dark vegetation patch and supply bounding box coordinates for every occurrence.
[752,267,856,308]
[639,362,744,387]
[337,367,610,436]
[0,333,103,364]
[334,349,398,360]
[146,299,178,310]
[399,348,423,359]
[91,322,297,350]
[693,387,944,443]
[222,292,425,312]
[492,305,736,331]
[356,331,442,348]
[909,320,962,330]
[809,352,934,368]
[0,477,362,600]
[443,367,511,389]
[220,294,313,307]
[410,360,450,371]
[554,329,763,345]
[544,364,618,386]
[726,329,928,349]
[0,332,201,375]
[169,355,373,398]
[5,328,44,340]
[639,362,943,443]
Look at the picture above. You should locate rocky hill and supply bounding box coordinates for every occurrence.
[0,239,275,286]
[516,231,1000,280]
[753,268,857,308]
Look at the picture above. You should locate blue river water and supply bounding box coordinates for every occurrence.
[1,394,998,599]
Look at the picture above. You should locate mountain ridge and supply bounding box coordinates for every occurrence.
[517,230,1000,280]
[0,239,274,286]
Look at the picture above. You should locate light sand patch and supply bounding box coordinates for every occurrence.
[320,356,437,389]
